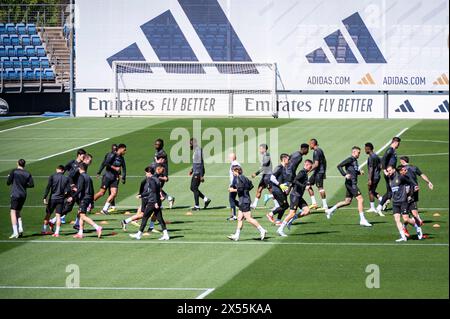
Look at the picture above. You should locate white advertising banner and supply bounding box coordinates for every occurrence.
[388,95,449,119]
[75,0,449,92]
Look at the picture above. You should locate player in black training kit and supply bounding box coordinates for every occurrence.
[227,165,267,241]
[6,159,34,239]
[42,165,71,237]
[73,163,102,239]
[325,147,372,227]
[399,156,434,238]
[189,138,211,211]
[97,143,118,212]
[129,165,170,241]
[153,138,175,209]
[307,139,328,210]
[61,149,86,222]
[94,143,127,214]
[377,137,401,214]
[251,144,273,209]
[265,153,290,225]
[365,142,384,216]
[286,143,310,189]
[385,165,423,242]
[277,160,313,237]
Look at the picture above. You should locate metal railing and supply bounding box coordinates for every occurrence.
[0,4,70,28]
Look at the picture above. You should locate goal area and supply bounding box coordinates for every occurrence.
[109,61,278,117]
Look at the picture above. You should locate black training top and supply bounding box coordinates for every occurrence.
[389,172,416,204]
[74,172,94,201]
[367,152,381,181]
[381,147,397,169]
[43,172,71,200]
[7,168,34,198]
[313,147,327,174]
[291,169,309,198]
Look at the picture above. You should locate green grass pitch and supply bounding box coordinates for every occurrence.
[0,117,448,299]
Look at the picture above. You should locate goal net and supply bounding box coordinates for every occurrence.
[109,61,278,117]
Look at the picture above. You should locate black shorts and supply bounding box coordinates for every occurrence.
[46,199,65,215]
[102,174,119,189]
[408,201,418,211]
[10,197,26,211]
[413,191,419,203]
[393,203,410,215]
[368,179,380,194]
[79,198,93,214]
[345,181,361,198]
[309,172,325,188]
[238,198,251,212]
[258,174,271,189]
[289,194,308,211]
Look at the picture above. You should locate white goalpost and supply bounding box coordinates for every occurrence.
[109,61,278,117]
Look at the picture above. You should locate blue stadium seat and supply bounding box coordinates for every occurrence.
[10,57,20,68]
[8,68,20,81]
[14,46,25,57]
[43,68,55,80]
[20,35,31,46]
[10,35,20,46]
[36,46,46,57]
[25,46,36,57]
[27,24,37,35]
[0,23,5,34]
[1,57,13,69]
[5,23,16,34]
[1,35,11,46]
[19,56,30,68]
[5,46,15,57]
[30,56,40,69]
[31,35,42,46]
[39,57,50,68]
[34,68,43,80]
[16,23,27,35]
[23,67,34,80]
[0,46,5,57]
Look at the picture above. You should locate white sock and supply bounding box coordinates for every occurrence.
[252,198,259,207]
[279,221,287,231]
[125,218,132,224]
[12,225,18,236]
[370,202,375,210]
[310,196,317,205]
[322,199,328,208]
[103,202,111,212]
[50,217,57,224]
[42,224,48,232]
[273,200,280,208]
[137,231,142,237]
[257,225,265,233]
[203,197,209,202]
[376,204,382,211]
[359,212,366,221]
[330,205,337,213]
[163,229,169,237]
[234,229,241,237]
[55,226,60,235]
[400,230,406,239]
[78,228,83,235]
[18,218,23,233]
[93,224,100,231]
[168,196,173,201]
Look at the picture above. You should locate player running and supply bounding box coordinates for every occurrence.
[42,165,71,236]
[6,159,34,239]
[386,165,423,242]
[228,165,267,241]
[73,163,103,239]
[286,143,310,189]
[189,138,211,211]
[277,160,313,237]
[265,154,290,225]
[97,143,118,212]
[130,165,169,241]
[153,139,175,209]
[251,144,272,209]
[227,152,240,221]
[377,137,401,214]
[325,146,372,227]
[94,143,127,215]
[364,142,384,216]
[399,156,434,237]
[307,139,328,210]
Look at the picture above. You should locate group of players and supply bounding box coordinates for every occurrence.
[6,135,433,242]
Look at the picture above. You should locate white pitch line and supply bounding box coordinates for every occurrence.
[0,240,447,247]
[402,139,449,144]
[0,118,60,134]
[403,152,448,157]
[196,288,215,299]
[0,285,211,292]
[37,138,111,161]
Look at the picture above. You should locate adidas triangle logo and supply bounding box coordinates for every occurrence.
[357,73,375,85]
[433,74,449,85]
[395,100,415,113]
[433,100,449,113]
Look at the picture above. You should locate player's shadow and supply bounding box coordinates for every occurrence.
[166,220,194,225]
[167,228,188,233]
[171,206,191,210]
[290,230,340,237]
[166,235,184,240]
[206,206,227,210]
